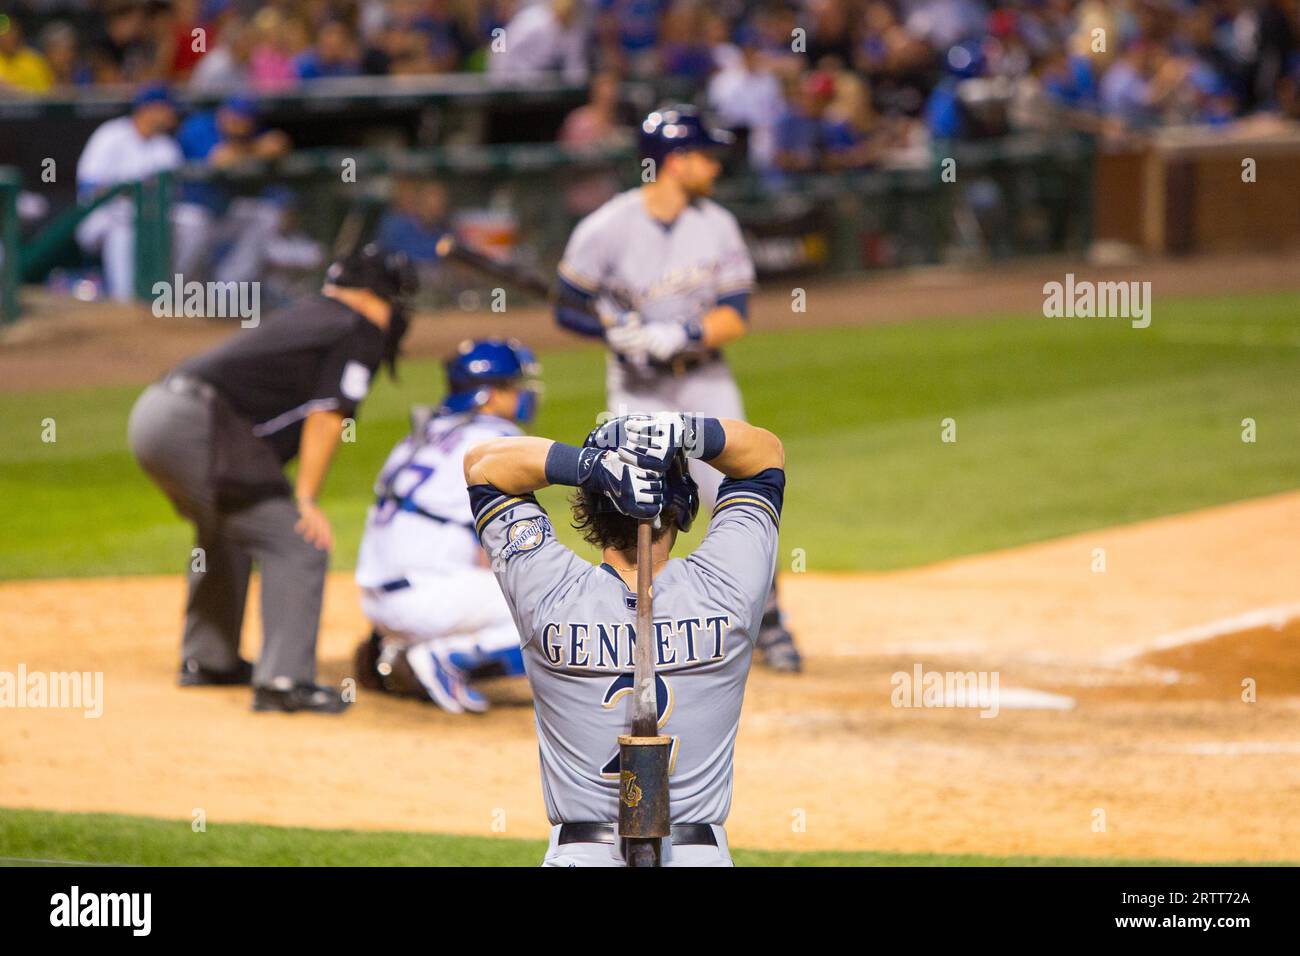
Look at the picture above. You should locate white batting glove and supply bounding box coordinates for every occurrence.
[602,308,649,363]
[617,412,693,472]
[639,322,694,362]
[605,321,647,359]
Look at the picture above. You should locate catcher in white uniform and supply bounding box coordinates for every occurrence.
[354,338,540,713]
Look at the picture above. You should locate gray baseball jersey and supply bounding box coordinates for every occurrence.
[558,188,755,329]
[469,467,785,825]
[558,188,757,507]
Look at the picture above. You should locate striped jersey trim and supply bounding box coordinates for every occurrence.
[474,495,531,534]
[716,281,755,298]
[557,262,601,294]
[713,494,780,526]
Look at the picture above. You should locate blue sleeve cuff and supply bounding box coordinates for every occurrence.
[544,442,603,487]
[715,467,785,519]
[717,291,750,322]
[695,416,726,461]
[554,277,605,338]
[544,442,583,486]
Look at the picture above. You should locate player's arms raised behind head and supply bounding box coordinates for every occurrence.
[707,419,784,479]
[463,436,556,494]
[463,419,782,491]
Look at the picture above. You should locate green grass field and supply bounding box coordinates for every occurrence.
[2,809,1250,867]
[2,290,1299,580]
[3,289,1299,866]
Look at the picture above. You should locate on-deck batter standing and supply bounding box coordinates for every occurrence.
[552,104,802,672]
[463,413,786,866]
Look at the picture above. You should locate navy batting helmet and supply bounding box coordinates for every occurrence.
[582,416,700,532]
[441,338,541,422]
[639,104,735,169]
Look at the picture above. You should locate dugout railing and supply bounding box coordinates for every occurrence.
[0,131,1096,322]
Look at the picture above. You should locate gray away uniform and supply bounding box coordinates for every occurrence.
[469,467,785,866]
[558,189,754,508]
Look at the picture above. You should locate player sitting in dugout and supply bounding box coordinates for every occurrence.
[354,339,541,714]
[463,413,784,866]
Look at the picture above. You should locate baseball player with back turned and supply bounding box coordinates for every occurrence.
[354,339,541,713]
[552,104,802,673]
[463,412,785,865]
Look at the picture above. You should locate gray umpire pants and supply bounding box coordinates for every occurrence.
[127,380,328,686]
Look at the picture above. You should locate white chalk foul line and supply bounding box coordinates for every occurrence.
[1103,603,1300,665]
[0,855,133,867]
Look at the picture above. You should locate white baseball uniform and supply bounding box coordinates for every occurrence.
[357,411,523,662]
[75,115,182,301]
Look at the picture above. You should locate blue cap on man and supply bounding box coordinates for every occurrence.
[132,82,176,111]
[220,95,259,120]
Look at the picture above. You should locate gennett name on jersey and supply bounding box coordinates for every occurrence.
[538,615,733,671]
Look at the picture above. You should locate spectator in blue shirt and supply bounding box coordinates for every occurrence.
[376,179,452,264]
[295,20,361,80]
[173,96,292,282]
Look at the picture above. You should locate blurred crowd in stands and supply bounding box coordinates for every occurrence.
[1,2,1298,176]
[0,2,1293,138]
[6,1,1300,298]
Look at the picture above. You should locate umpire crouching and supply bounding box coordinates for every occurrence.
[128,244,417,714]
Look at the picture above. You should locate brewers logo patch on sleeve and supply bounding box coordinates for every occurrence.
[492,516,551,569]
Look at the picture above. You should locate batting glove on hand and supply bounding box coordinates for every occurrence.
[640,321,702,362]
[577,447,664,520]
[617,412,699,471]
[601,307,647,362]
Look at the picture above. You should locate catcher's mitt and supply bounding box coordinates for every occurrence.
[353,630,385,691]
[354,630,431,698]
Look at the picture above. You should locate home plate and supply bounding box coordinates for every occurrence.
[991,688,1077,710]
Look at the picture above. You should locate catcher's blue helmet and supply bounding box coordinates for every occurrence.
[582,416,700,532]
[441,338,541,422]
[639,104,735,169]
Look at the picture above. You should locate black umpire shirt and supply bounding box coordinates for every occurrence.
[179,295,386,463]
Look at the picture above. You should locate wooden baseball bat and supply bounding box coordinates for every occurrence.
[619,518,672,868]
[434,233,640,339]
[632,520,657,737]
[434,233,555,301]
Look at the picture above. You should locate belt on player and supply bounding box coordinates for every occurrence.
[618,349,721,379]
[557,822,718,847]
[377,577,411,593]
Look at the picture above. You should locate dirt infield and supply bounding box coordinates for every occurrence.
[3,490,1298,862]
[4,250,1299,393]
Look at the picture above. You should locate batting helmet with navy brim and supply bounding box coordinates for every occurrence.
[582,415,700,533]
[639,104,736,169]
